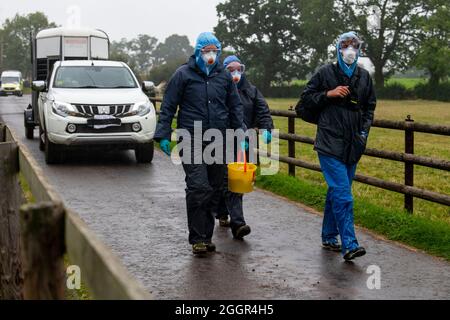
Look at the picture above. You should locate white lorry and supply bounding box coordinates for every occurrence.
[28,28,156,164]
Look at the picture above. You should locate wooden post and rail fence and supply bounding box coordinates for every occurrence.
[150,97,450,214]
[0,123,152,300]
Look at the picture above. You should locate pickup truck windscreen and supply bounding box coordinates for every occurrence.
[53,66,138,89]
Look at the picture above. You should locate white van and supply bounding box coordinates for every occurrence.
[32,60,157,164]
[0,70,23,96]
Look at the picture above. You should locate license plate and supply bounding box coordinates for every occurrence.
[87,115,121,129]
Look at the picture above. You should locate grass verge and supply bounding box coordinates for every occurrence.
[256,172,450,261]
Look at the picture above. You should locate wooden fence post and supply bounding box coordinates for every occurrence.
[288,107,296,177]
[20,202,66,300]
[0,140,24,299]
[405,115,415,213]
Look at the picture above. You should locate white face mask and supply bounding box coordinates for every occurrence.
[341,46,358,65]
[202,51,217,66]
[231,70,242,83]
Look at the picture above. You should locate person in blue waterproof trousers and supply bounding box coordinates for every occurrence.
[154,32,245,255]
[215,55,274,240]
[299,32,376,261]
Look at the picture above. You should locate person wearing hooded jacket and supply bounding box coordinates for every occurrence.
[154,33,245,255]
[299,31,376,261]
[215,55,274,240]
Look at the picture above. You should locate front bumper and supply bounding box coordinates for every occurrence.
[0,88,22,95]
[46,113,156,147]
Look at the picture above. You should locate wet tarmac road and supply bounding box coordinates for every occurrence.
[1,95,449,300]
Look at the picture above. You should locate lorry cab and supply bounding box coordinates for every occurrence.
[0,70,23,97]
[25,27,110,139]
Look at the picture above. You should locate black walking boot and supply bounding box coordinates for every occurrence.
[343,247,366,261]
[219,216,230,228]
[192,243,208,255]
[322,241,342,252]
[232,224,251,240]
[206,243,216,252]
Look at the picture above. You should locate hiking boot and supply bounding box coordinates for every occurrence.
[322,241,342,252]
[206,243,216,252]
[343,247,366,261]
[192,243,208,255]
[218,216,230,228]
[232,225,251,240]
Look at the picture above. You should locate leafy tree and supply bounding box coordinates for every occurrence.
[334,0,433,88]
[129,34,158,78]
[298,0,345,67]
[110,38,141,79]
[215,0,307,93]
[414,2,450,85]
[153,34,193,65]
[0,12,57,78]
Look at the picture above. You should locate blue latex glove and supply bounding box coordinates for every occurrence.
[160,139,171,156]
[360,131,368,139]
[262,130,272,144]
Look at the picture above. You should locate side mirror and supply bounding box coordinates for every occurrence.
[32,81,46,92]
[142,81,155,93]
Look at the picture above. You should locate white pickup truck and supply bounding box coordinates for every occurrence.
[32,60,157,164]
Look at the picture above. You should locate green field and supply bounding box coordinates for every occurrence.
[264,98,450,224]
[386,77,428,89]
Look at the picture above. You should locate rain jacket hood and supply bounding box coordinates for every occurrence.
[336,31,361,78]
[195,32,222,76]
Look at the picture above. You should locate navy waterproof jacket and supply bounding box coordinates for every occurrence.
[154,56,245,142]
[237,76,274,131]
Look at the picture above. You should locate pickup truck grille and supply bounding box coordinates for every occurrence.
[73,104,133,117]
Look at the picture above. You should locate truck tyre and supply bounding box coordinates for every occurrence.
[135,141,154,164]
[25,126,34,139]
[45,134,63,164]
[39,125,45,151]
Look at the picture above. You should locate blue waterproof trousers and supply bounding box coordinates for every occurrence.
[318,154,359,254]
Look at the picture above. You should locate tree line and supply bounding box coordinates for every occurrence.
[0,1,448,94]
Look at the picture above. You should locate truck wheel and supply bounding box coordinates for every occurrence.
[135,141,154,164]
[25,126,34,139]
[39,125,45,151]
[45,134,63,164]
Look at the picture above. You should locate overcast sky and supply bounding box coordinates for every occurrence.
[0,0,225,44]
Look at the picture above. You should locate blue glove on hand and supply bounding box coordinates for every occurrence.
[360,131,368,139]
[160,139,171,156]
[262,130,272,144]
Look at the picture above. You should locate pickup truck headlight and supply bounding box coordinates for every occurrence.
[123,101,154,117]
[52,101,79,118]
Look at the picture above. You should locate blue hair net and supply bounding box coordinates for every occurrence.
[223,55,242,69]
[195,32,222,76]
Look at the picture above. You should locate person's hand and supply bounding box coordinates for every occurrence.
[160,139,171,156]
[360,131,368,139]
[327,86,350,98]
[262,130,272,144]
